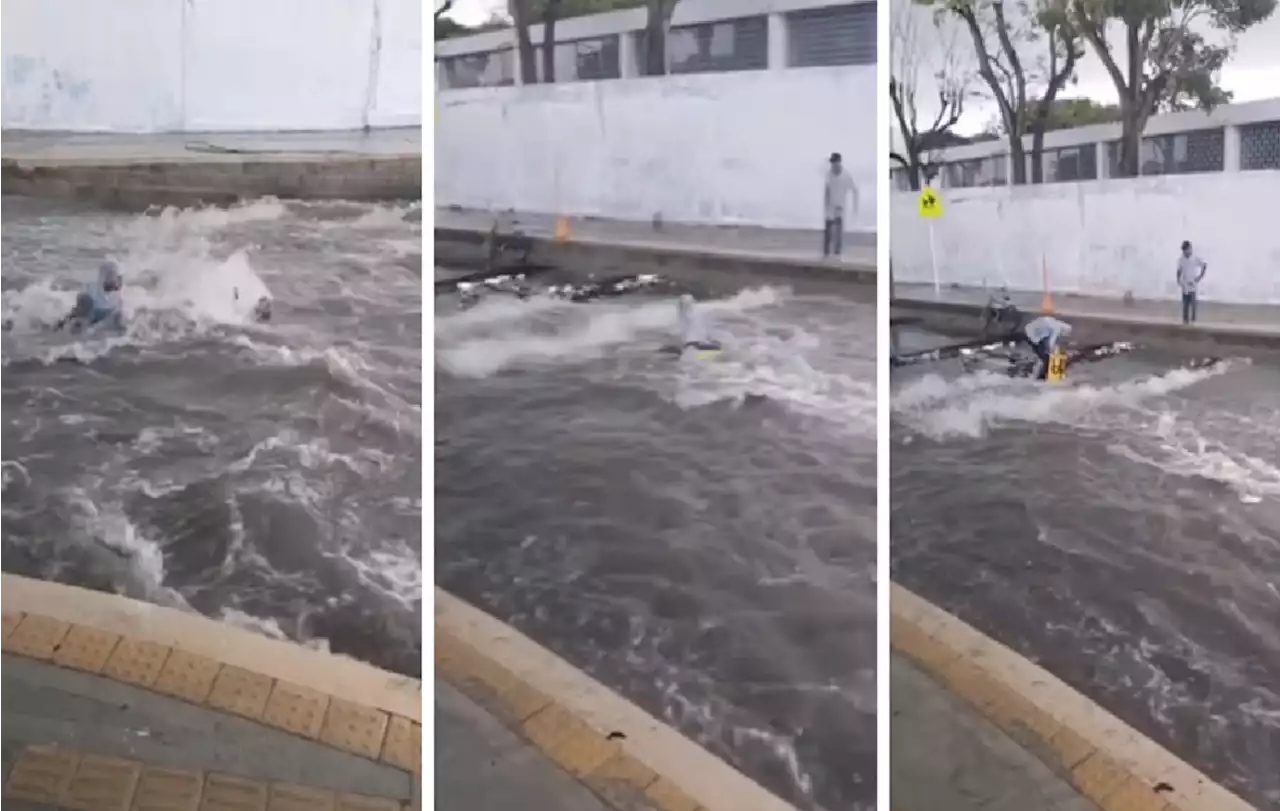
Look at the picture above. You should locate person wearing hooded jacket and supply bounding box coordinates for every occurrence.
[676,294,721,353]
[57,261,125,332]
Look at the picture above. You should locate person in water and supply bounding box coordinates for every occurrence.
[676,294,721,353]
[1021,315,1072,380]
[57,261,125,332]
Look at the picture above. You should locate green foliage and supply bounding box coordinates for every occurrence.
[1067,0,1275,174]
[530,0,646,18]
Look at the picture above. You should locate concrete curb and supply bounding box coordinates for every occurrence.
[891,296,1280,349]
[435,587,800,811]
[890,583,1257,811]
[1,574,421,775]
[434,225,877,284]
[2,155,422,208]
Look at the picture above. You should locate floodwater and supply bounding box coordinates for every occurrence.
[436,276,878,811]
[892,327,1280,810]
[1,196,423,676]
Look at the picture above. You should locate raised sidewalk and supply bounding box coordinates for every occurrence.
[891,583,1257,811]
[892,282,1280,348]
[434,207,877,284]
[1,129,421,208]
[1,574,420,811]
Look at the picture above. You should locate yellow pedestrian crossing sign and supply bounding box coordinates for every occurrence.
[918,187,943,219]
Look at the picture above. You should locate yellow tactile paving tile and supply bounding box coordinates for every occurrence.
[207,665,275,721]
[645,777,702,811]
[1,745,409,811]
[102,637,172,688]
[63,754,141,811]
[52,624,123,674]
[263,680,331,739]
[3,610,27,643]
[201,772,269,811]
[266,783,336,811]
[4,745,79,804]
[153,649,222,705]
[4,613,71,659]
[582,752,660,808]
[889,583,1255,811]
[320,698,391,760]
[522,703,620,778]
[379,715,421,773]
[133,767,204,811]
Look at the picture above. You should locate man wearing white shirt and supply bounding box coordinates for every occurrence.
[823,152,857,258]
[1176,240,1208,325]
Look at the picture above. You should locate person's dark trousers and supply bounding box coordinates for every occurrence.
[1182,291,1197,324]
[1023,336,1051,380]
[823,216,843,257]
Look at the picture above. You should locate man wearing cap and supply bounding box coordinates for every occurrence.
[57,261,125,332]
[823,152,858,258]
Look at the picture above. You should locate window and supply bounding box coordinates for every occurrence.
[787,3,875,68]
[1029,144,1098,183]
[648,15,768,75]
[1239,120,1280,171]
[944,156,1007,188]
[1108,128,1225,176]
[537,35,621,83]
[439,50,515,90]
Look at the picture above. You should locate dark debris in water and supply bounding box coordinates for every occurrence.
[449,272,680,309]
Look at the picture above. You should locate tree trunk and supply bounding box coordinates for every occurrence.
[644,0,671,76]
[1117,106,1143,176]
[1029,127,1046,183]
[541,0,561,83]
[1006,137,1026,185]
[510,0,538,84]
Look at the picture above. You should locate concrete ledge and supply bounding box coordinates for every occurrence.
[435,225,876,284]
[435,587,800,811]
[891,296,1280,350]
[1,574,420,771]
[890,582,1257,811]
[2,155,421,209]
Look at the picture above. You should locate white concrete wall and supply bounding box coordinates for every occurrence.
[435,67,876,232]
[891,173,1280,304]
[1,0,421,132]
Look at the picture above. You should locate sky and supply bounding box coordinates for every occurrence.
[894,2,1280,135]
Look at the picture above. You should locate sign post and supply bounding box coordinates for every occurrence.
[916,186,944,296]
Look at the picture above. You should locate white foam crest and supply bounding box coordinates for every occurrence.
[217,607,334,653]
[119,198,288,245]
[1106,409,1280,503]
[350,202,421,229]
[894,363,1231,440]
[435,294,570,340]
[437,287,786,378]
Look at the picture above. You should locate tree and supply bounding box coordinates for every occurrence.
[643,0,679,75]
[509,0,540,84]
[890,4,972,190]
[1036,96,1121,130]
[541,0,564,82]
[922,0,1083,184]
[1061,0,1275,177]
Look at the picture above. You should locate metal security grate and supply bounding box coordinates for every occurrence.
[1108,128,1225,176]
[439,51,516,89]
[786,2,876,68]
[536,35,622,82]
[1029,144,1098,183]
[1240,120,1280,171]
[662,15,769,75]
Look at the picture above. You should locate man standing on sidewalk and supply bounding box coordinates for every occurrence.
[823,152,857,258]
[1177,240,1208,325]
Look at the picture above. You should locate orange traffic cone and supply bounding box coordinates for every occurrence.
[1041,255,1054,313]
[553,216,571,243]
